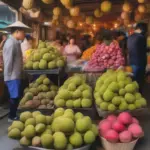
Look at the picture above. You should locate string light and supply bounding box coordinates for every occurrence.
[114,23,118,28]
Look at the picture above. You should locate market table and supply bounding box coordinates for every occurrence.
[24,68,64,86]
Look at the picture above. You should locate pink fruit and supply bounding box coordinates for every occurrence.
[119,130,132,143]
[105,129,119,143]
[99,119,112,130]
[107,115,117,123]
[128,123,144,138]
[132,117,139,124]
[99,130,107,138]
[118,112,132,125]
[112,121,126,132]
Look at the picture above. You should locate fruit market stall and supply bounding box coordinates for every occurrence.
[1,0,150,150]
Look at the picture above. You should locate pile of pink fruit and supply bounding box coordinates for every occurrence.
[98,112,144,143]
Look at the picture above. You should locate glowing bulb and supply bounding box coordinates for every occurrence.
[79,23,83,26]
[114,23,118,28]
[93,24,96,27]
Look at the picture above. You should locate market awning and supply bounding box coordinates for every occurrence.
[0,20,12,29]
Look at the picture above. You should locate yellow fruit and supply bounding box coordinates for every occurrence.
[70,6,80,17]
[138,4,146,13]
[101,1,112,13]
[94,9,103,18]
[42,0,54,4]
[60,0,72,6]
[22,0,34,9]
[53,7,61,16]
[138,0,145,4]
[122,2,132,12]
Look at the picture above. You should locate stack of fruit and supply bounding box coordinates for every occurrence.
[19,75,58,109]
[81,45,96,60]
[84,41,125,72]
[54,74,93,108]
[24,41,66,70]
[94,69,147,112]
[99,112,144,143]
[8,108,98,149]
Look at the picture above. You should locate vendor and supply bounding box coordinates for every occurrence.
[127,22,148,93]
[64,37,81,63]
[3,21,31,122]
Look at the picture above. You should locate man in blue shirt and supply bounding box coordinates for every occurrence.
[127,23,147,93]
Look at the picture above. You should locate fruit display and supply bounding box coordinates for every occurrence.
[42,0,54,4]
[84,41,125,72]
[19,75,58,109]
[24,41,66,70]
[81,45,96,60]
[99,112,144,143]
[8,109,98,149]
[100,1,112,13]
[54,74,93,108]
[94,69,147,112]
[22,0,34,10]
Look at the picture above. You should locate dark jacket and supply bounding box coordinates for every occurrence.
[127,33,147,67]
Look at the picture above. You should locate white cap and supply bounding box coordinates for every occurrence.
[6,21,31,32]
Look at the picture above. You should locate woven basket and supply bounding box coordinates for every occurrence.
[101,137,138,150]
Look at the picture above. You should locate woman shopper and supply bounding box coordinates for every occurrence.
[64,37,81,63]
[3,21,31,122]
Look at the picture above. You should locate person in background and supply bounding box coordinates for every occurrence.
[116,31,128,64]
[0,33,7,50]
[21,34,33,62]
[80,34,92,51]
[64,37,81,63]
[26,34,33,48]
[127,22,148,93]
[3,21,30,122]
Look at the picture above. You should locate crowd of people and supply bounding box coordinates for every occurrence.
[0,21,148,121]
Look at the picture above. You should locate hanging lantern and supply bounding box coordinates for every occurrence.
[94,9,103,18]
[22,0,34,10]
[138,0,145,4]
[42,0,53,4]
[67,20,76,28]
[53,7,62,16]
[86,16,94,24]
[60,0,72,7]
[122,2,132,12]
[70,6,80,17]
[121,12,129,20]
[100,1,112,13]
[138,5,146,13]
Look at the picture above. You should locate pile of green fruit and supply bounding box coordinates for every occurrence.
[94,69,147,111]
[24,41,66,70]
[19,75,58,109]
[8,108,98,149]
[54,74,93,108]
